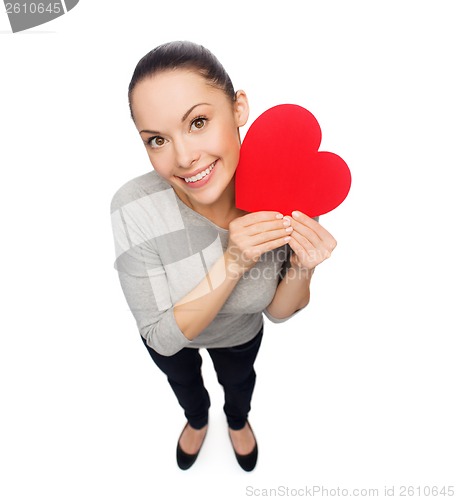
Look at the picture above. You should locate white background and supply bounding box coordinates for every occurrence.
[1,1,455,499]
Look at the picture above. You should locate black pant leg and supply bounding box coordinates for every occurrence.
[207,326,263,430]
[141,337,210,429]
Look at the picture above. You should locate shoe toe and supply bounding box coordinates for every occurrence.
[176,444,199,470]
[176,423,207,471]
[234,443,258,472]
[229,421,258,472]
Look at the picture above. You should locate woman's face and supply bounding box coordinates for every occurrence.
[130,69,249,211]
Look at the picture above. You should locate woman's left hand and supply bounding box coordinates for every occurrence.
[285,211,337,271]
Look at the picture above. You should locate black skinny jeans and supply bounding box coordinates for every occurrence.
[141,325,263,431]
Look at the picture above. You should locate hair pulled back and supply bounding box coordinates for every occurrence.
[128,40,236,121]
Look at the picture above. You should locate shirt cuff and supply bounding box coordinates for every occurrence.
[145,308,192,356]
[262,306,303,324]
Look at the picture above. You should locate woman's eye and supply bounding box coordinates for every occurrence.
[190,117,207,131]
[148,136,166,148]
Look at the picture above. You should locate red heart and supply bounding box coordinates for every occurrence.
[235,104,351,217]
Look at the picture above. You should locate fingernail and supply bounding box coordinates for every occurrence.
[283,219,291,227]
[276,213,284,219]
[292,211,300,218]
[285,226,293,232]
[284,236,291,242]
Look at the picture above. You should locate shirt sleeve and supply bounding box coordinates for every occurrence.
[263,307,303,323]
[115,272,192,356]
[110,185,192,357]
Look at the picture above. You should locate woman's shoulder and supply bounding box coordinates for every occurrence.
[110,170,171,213]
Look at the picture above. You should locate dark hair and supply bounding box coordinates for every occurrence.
[128,40,236,121]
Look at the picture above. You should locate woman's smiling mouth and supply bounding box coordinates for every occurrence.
[178,161,217,188]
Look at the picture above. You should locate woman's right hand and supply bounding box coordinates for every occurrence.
[225,211,293,278]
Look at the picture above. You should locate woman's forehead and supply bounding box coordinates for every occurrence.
[133,70,217,105]
[131,70,225,128]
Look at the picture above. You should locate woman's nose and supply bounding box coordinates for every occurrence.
[174,138,200,169]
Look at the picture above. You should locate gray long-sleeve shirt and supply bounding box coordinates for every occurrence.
[110,170,300,356]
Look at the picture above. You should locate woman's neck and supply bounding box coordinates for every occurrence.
[177,178,247,229]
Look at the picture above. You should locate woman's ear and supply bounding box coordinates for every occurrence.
[234,90,249,127]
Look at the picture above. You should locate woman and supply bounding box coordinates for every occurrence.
[110,41,336,471]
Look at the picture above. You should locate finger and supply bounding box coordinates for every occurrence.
[290,211,337,249]
[288,229,315,256]
[238,211,284,227]
[250,234,291,259]
[289,231,333,265]
[245,218,291,236]
[285,216,321,247]
[248,226,293,246]
[287,234,310,265]
[290,211,327,238]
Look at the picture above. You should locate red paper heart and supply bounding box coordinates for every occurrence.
[235,104,351,217]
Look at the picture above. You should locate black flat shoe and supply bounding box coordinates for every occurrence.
[228,421,258,472]
[176,423,208,470]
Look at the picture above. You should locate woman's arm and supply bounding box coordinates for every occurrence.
[113,198,290,355]
[265,263,314,320]
[174,211,292,340]
[172,251,240,340]
[265,210,337,319]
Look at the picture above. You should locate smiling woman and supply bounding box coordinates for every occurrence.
[130,69,248,218]
[110,40,337,472]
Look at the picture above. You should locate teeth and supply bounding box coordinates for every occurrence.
[184,162,215,183]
